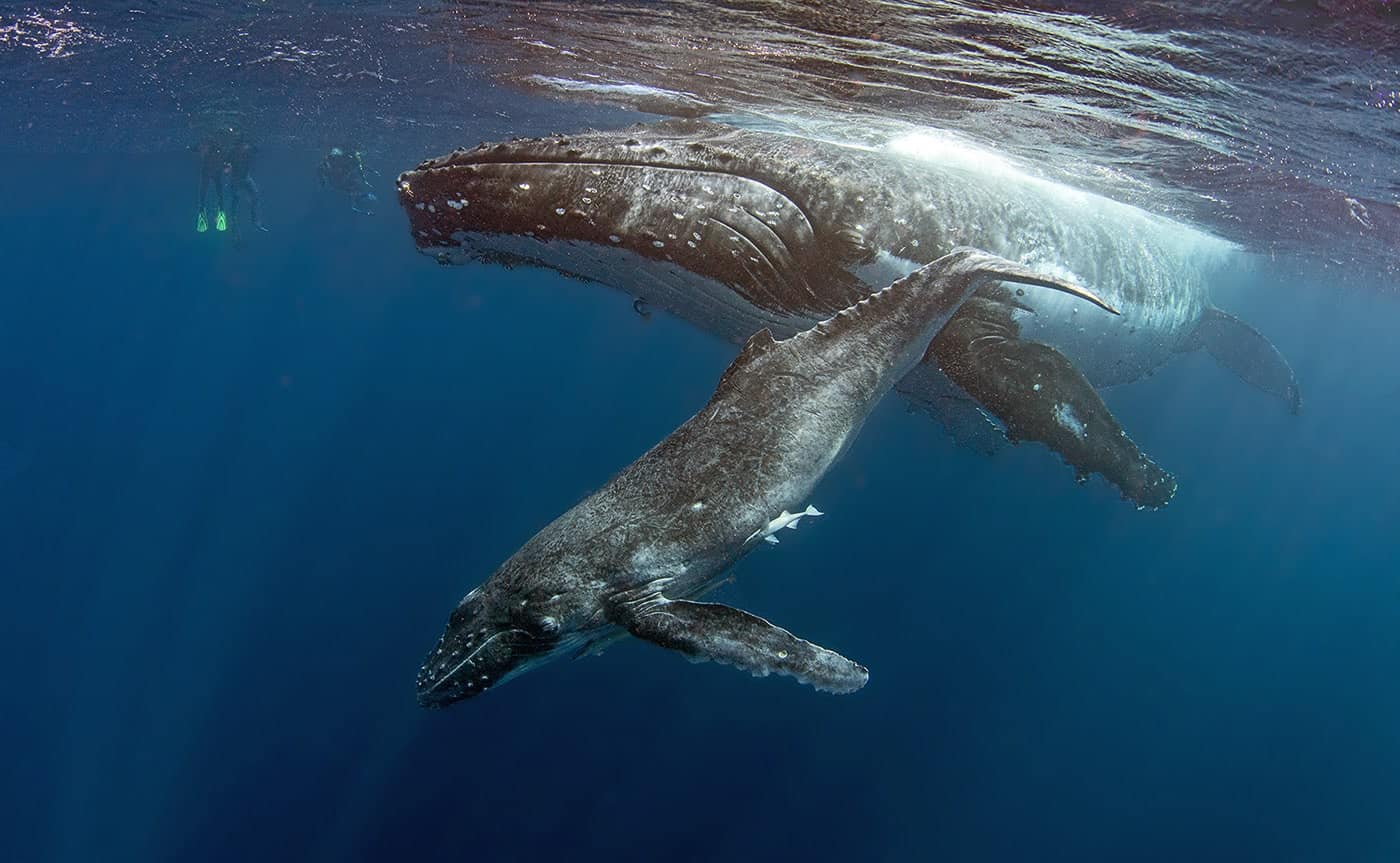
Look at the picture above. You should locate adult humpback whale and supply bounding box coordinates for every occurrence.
[397,119,1301,509]
[416,249,1116,705]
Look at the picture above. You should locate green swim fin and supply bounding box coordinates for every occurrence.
[215,210,227,232]
[196,210,208,233]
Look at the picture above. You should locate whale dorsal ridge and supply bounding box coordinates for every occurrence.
[712,328,778,398]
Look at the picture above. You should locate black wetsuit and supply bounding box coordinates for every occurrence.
[319,150,375,214]
[225,141,264,236]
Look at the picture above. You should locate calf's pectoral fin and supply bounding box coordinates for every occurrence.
[610,596,868,694]
[929,296,1178,509]
[1181,307,1301,414]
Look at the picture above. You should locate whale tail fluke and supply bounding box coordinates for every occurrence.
[1183,306,1302,414]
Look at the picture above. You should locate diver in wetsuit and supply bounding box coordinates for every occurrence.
[224,136,268,238]
[318,147,377,215]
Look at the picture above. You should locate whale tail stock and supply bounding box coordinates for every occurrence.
[790,247,1117,388]
[1180,306,1302,414]
[942,249,1121,315]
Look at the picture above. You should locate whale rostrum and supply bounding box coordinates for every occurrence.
[416,249,1116,705]
[399,118,1302,509]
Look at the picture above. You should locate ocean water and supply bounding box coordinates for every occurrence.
[3,3,1399,862]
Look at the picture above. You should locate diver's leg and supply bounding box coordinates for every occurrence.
[244,176,266,230]
[227,180,242,240]
[196,170,212,231]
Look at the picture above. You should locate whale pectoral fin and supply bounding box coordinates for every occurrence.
[928,296,1177,509]
[1183,307,1302,414]
[614,598,868,694]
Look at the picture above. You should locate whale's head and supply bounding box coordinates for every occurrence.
[396,119,884,320]
[415,534,621,707]
[415,581,574,707]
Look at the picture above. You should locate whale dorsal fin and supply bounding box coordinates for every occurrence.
[609,596,868,694]
[713,328,777,397]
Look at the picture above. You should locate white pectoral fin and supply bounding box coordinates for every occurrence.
[614,597,868,694]
[764,535,780,545]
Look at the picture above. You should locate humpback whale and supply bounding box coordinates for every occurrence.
[416,249,1116,705]
[398,119,1301,509]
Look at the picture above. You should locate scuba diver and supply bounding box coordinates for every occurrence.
[318,147,377,215]
[193,127,267,238]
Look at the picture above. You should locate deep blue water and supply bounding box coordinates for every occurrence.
[2,144,1399,862]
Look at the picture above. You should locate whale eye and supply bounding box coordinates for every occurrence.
[520,613,561,640]
[511,603,561,639]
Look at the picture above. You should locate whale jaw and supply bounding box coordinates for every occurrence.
[397,124,869,320]
[416,593,563,707]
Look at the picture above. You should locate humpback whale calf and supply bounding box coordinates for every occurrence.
[398,119,1301,509]
[416,249,1116,705]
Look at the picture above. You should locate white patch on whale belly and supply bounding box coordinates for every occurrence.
[1054,401,1086,439]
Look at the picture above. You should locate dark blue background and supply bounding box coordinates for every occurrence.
[1,148,1397,862]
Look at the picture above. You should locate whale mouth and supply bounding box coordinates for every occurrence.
[397,121,863,318]
[417,624,556,707]
[417,590,563,707]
